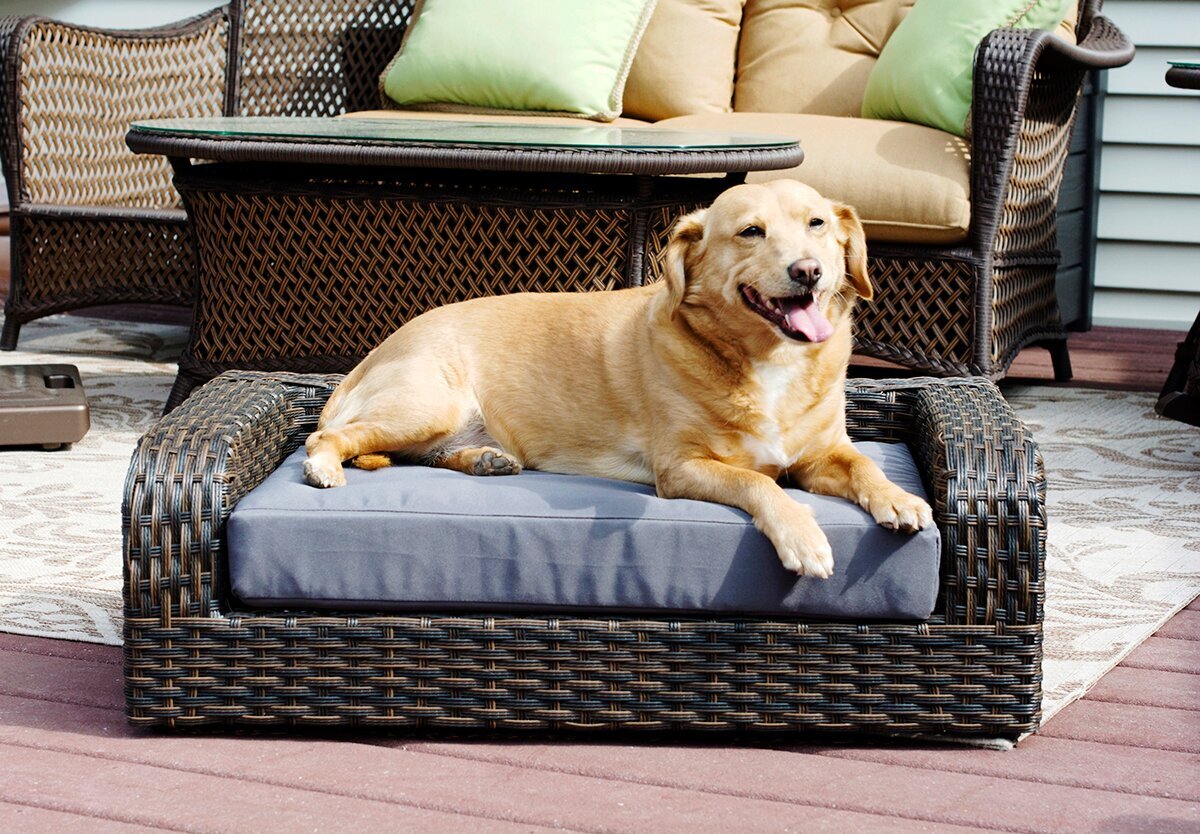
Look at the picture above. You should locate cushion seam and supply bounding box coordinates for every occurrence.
[229,505,927,529]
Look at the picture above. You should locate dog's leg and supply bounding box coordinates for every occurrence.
[434,446,523,476]
[352,453,395,471]
[657,458,834,578]
[791,444,933,533]
[305,363,480,487]
[305,408,469,488]
[304,422,405,488]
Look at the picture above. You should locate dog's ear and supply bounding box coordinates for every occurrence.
[664,209,706,316]
[833,202,872,302]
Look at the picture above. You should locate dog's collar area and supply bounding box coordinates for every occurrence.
[739,284,833,343]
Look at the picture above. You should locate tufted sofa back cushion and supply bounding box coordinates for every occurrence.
[735,0,917,117]
[734,0,1081,119]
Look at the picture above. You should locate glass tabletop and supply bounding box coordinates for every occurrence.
[130,116,798,152]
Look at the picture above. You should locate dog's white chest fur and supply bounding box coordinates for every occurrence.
[742,359,801,470]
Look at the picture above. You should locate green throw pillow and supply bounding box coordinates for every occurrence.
[381,0,657,122]
[862,0,1073,137]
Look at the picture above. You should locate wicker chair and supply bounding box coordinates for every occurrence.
[0,11,227,349]
[2,1,1131,380]
[858,3,1133,379]
[124,371,1046,739]
[0,1,410,350]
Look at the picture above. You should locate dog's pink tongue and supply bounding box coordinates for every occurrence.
[783,298,834,342]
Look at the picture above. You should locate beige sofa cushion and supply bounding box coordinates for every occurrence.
[735,0,916,117]
[656,112,970,245]
[343,109,652,128]
[1057,0,1079,44]
[623,0,743,121]
[737,0,1079,117]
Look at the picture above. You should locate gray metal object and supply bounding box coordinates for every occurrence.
[0,363,89,449]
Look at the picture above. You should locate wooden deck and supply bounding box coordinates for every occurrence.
[2,235,1199,831]
[1,604,1197,832]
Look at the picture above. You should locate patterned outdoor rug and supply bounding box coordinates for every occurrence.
[0,313,1197,724]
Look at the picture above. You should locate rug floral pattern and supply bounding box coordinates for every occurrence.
[1,315,1197,723]
[1004,386,1200,721]
[0,315,181,645]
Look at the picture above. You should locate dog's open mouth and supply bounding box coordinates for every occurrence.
[739,285,834,343]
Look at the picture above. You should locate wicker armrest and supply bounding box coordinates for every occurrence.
[845,378,1045,628]
[910,382,1045,628]
[123,372,338,622]
[1041,14,1137,71]
[967,14,1133,257]
[0,10,230,212]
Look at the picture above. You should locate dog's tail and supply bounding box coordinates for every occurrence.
[351,453,394,471]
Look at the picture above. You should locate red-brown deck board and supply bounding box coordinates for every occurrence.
[2,232,1199,830]
[1,631,1198,833]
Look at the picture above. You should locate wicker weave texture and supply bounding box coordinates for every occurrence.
[952,10,1128,377]
[234,0,415,117]
[852,253,979,376]
[185,192,631,366]
[642,204,703,285]
[16,16,227,208]
[124,373,1045,737]
[123,614,1040,733]
[166,165,721,396]
[977,31,1083,370]
[11,211,194,318]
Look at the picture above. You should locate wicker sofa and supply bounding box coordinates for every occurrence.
[1,0,1131,381]
[125,371,1046,739]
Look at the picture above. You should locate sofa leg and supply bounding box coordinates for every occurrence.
[0,317,20,351]
[1040,338,1073,381]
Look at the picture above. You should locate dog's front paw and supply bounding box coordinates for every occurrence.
[768,507,835,578]
[776,534,834,579]
[867,488,933,533]
[304,456,346,488]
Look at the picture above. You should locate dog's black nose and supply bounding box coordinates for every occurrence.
[788,258,822,289]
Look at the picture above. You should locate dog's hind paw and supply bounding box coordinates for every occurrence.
[470,448,522,476]
[304,457,346,488]
[352,452,393,471]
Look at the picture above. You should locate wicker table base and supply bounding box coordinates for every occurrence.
[165,161,724,410]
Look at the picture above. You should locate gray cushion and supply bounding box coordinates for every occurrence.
[228,442,940,620]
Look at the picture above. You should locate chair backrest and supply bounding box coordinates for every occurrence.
[228,0,416,117]
[1,12,228,209]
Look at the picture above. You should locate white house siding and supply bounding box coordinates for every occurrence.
[1094,0,1200,330]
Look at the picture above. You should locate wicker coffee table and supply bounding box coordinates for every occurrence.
[125,117,802,409]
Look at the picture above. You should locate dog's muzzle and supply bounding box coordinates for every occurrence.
[740,284,833,343]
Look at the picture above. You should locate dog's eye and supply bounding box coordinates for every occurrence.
[809,217,826,230]
[738,225,765,239]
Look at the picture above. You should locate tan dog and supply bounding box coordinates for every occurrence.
[304,180,932,577]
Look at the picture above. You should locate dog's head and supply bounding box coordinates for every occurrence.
[662,180,870,347]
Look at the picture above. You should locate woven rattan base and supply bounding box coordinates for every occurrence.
[165,162,716,409]
[123,614,1041,735]
[124,372,1046,739]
